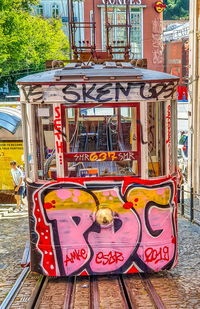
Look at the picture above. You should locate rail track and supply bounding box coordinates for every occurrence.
[1,271,167,309]
[0,242,168,309]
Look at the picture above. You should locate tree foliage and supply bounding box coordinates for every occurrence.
[0,0,69,91]
[163,0,189,20]
[0,0,38,11]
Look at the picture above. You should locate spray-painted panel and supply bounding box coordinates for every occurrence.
[29,176,177,276]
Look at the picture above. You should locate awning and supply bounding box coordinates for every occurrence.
[0,107,21,134]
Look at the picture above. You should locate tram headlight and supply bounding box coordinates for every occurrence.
[95,207,113,225]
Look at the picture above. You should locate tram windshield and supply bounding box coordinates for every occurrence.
[24,100,176,181]
[66,106,139,177]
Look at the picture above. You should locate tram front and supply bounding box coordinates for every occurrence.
[17,63,179,276]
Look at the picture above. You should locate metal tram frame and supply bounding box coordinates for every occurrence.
[68,0,131,62]
[17,0,179,277]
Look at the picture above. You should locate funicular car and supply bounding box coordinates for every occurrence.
[17,63,179,276]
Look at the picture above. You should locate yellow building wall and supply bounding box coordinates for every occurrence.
[0,141,24,190]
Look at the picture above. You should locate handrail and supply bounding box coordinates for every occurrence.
[179,185,200,225]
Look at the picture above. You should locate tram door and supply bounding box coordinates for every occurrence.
[58,104,141,179]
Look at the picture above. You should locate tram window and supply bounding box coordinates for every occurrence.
[80,107,114,116]
[147,101,176,177]
[34,105,56,180]
[170,100,177,174]
[23,104,33,179]
[147,101,165,177]
[65,106,140,177]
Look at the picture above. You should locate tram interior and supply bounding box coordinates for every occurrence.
[66,107,137,177]
[28,101,176,181]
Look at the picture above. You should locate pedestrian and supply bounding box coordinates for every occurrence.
[177,166,184,203]
[18,165,26,198]
[10,160,25,212]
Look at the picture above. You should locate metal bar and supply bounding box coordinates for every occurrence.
[190,187,194,221]
[67,0,73,60]
[117,276,130,309]
[108,51,129,54]
[110,46,128,49]
[76,46,96,49]
[33,277,48,309]
[70,0,78,60]
[140,274,166,309]
[107,24,132,27]
[26,275,46,309]
[63,277,75,309]
[105,0,109,58]
[92,0,96,49]
[71,26,96,29]
[182,189,193,194]
[128,0,131,49]
[0,267,30,309]
[192,192,200,197]
[69,22,96,24]
[21,103,30,179]
[181,185,184,216]
[120,276,137,309]
[126,0,129,49]
[21,241,30,268]
[89,276,99,309]
[29,105,38,182]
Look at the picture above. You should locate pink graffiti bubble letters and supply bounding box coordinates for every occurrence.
[32,179,177,276]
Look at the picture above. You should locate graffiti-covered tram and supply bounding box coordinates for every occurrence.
[17,63,179,276]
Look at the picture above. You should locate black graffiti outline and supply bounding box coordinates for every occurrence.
[32,179,176,275]
[40,182,100,276]
[21,81,178,104]
[125,181,177,272]
[62,84,81,103]
[124,180,176,272]
[21,85,44,103]
[137,120,148,145]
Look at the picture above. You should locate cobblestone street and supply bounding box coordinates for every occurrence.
[0,213,29,304]
[0,212,200,307]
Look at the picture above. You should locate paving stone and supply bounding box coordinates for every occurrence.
[0,215,29,303]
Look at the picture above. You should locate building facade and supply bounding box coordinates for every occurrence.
[188,0,200,194]
[163,22,189,101]
[36,0,164,70]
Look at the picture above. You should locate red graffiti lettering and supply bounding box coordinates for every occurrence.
[166,105,171,145]
[95,251,124,265]
[54,118,62,131]
[56,141,63,153]
[54,106,63,156]
[166,104,171,173]
[145,246,169,264]
[54,106,61,118]
[64,249,87,266]
[54,132,62,140]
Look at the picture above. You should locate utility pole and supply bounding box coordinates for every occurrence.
[188,0,200,193]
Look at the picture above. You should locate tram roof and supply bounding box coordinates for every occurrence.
[17,64,179,85]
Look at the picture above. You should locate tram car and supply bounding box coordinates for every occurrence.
[17,62,179,276]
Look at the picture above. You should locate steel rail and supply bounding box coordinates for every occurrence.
[0,266,30,309]
[32,276,48,309]
[118,276,131,309]
[140,273,166,309]
[120,275,137,309]
[90,276,99,309]
[63,276,75,309]
[26,275,46,309]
